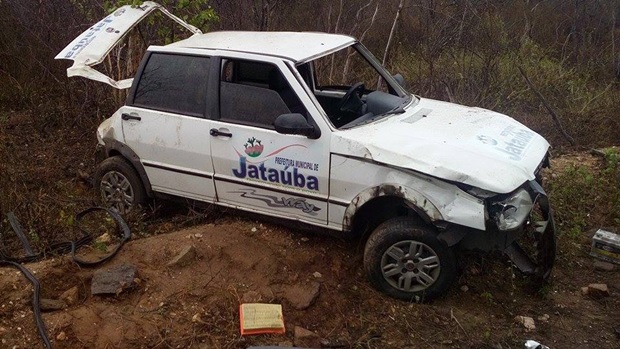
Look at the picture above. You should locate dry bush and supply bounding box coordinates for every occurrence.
[1,0,619,251]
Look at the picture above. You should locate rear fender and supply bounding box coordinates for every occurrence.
[101,137,154,197]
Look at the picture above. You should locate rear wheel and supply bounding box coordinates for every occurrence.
[363,217,457,302]
[94,157,146,214]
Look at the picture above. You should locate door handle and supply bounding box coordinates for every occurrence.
[210,128,232,138]
[121,113,141,121]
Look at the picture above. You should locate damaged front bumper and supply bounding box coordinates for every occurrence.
[455,180,556,281]
[503,180,556,280]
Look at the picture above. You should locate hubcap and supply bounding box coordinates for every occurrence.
[381,240,441,292]
[100,171,134,214]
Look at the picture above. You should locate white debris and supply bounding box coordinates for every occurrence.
[514,316,536,331]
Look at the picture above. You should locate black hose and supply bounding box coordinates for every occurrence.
[72,207,132,267]
[0,260,52,349]
[0,207,132,349]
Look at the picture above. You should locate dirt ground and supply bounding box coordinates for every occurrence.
[1,112,619,348]
[1,211,619,349]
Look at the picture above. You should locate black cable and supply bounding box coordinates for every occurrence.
[0,207,132,349]
[72,207,132,267]
[0,260,52,349]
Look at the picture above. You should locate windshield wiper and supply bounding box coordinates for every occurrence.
[383,96,411,115]
[340,95,412,129]
[384,105,406,115]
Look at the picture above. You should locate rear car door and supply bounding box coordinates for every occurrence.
[121,51,217,202]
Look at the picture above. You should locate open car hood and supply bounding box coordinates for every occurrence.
[55,1,201,89]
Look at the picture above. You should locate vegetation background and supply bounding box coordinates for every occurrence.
[0,1,619,348]
[0,0,618,271]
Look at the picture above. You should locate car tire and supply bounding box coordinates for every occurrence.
[94,156,147,214]
[363,217,457,302]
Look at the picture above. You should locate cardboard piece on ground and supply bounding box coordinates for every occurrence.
[240,303,285,335]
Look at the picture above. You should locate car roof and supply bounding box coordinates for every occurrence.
[168,31,357,62]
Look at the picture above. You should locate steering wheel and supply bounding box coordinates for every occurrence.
[338,82,365,114]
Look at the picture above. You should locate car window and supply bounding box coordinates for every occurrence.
[133,53,210,117]
[313,46,389,94]
[219,59,308,128]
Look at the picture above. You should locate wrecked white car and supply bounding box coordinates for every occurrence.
[57,2,555,301]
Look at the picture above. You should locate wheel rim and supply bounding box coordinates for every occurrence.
[100,171,134,214]
[380,240,441,293]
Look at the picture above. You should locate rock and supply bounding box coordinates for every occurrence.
[593,261,616,272]
[39,298,66,311]
[320,338,346,348]
[95,233,112,244]
[586,283,610,298]
[537,314,550,322]
[312,272,322,278]
[167,245,197,268]
[91,264,138,295]
[60,286,79,306]
[56,331,67,341]
[251,227,257,233]
[241,290,263,303]
[283,282,321,310]
[191,313,202,323]
[294,326,321,348]
[77,169,90,182]
[300,237,309,242]
[0,326,7,336]
[581,286,590,296]
[460,285,469,292]
[514,316,536,331]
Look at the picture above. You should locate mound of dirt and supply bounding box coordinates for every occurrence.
[1,213,619,349]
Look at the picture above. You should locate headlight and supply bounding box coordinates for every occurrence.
[491,189,533,231]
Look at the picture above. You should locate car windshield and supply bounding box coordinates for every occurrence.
[297,43,414,129]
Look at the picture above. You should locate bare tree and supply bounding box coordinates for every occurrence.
[381,0,405,66]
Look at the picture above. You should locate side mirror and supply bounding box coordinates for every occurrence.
[393,73,405,87]
[274,113,320,139]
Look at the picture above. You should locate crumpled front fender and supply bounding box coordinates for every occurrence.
[342,184,444,231]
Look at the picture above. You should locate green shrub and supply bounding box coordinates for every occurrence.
[548,150,620,240]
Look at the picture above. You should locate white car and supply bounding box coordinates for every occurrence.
[57,2,556,301]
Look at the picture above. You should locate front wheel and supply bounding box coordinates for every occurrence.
[363,217,457,302]
[94,156,147,214]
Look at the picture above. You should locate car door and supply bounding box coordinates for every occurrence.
[121,51,217,202]
[210,57,329,225]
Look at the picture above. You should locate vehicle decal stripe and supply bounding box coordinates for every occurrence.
[143,162,213,179]
[328,198,349,207]
[233,144,307,164]
[214,175,347,204]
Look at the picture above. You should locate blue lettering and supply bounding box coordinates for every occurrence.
[232,157,319,191]
[294,169,305,187]
[267,168,279,182]
[281,171,292,185]
[233,157,247,177]
[307,177,319,190]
